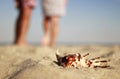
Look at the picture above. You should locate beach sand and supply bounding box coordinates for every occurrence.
[0,45,120,79]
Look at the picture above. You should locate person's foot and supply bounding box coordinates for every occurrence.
[14,40,29,46]
[49,40,55,47]
[41,34,50,46]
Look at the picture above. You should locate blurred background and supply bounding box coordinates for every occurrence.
[0,0,120,45]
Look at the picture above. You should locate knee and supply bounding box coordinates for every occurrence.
[44,16,51,21]
[51,16,59,22]
[20,8,32,20]
[51,16,59,26]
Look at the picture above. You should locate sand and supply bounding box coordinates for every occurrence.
[0,45,120,79]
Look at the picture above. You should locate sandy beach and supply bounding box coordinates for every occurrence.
[0,45,120,79]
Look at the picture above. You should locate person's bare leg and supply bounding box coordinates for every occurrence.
[14,7,32,46]
[49,16,59,47]
[41,16,51,46]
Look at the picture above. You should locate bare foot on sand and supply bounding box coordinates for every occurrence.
[14,40,29,47]
[41,34,50,46]
[49,40,55,47]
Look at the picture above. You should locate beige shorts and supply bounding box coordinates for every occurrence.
[42,0,66,17]
[15,0,37,9]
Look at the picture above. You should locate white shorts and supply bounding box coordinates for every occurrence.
[42,0,66,17]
